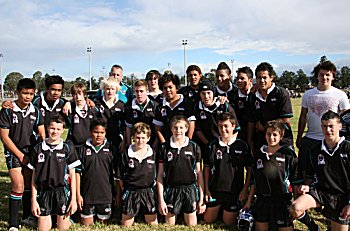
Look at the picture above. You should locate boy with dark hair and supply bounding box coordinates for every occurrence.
[0,78,45,230]
[153,72,196,144]
[178,65,203,105]
[145,70,162,102]
[251,120,298,231]
[247,62,294,151]
[76,119,116,226]
[117,122,158,227]
[290,110,350,231]
[203,112,252,226]
[215,62,238,97]
[157,115,206,226]
[30,116,80,231]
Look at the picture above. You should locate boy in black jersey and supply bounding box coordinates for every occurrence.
[215,62,238,97]
[30,116,80,231]
[153,72,196,144]
[251,120,297,231]
[0,78,45,230]
[76,119,115,226]
[117,122,158,227]
[157,116,206,226]
[178,65,203,105]
[290,111,350,230]
[203,112,252,226]
[66,83,100,152]
[125,80,158,148]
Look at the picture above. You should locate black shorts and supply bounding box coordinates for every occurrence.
[81,203,112,220]
[310,189,350,225]
[165,184,198,215]
[254,196,293,228]
[122,187,157,217]
[37,187,70,216]
[206,191,241,212]
[5,149,30,170]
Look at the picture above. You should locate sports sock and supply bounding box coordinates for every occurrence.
[297,211,319,231]
[9,191,23,227]
[22,189,32,219]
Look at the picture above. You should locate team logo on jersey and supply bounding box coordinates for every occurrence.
[340,153,348,161]
[128,159,135,168]
[238,101,244,109]
[318,154,325,165]
[105,207,111,213]
[40,108,46,117]
[189,91,193,97]
[271,98,277,102]
[161,108,167,117]
[200,111,207,119]
[30,115,37,121]
[115,108,121,112]
[217,110,223,114]
[257,159,264,169]
[99,105,105,113]
[147,108,153,112]
[86,149,92,156]
[255,100,260,109]
[38,153,45,163]
[133,110,138,118]
[178,107,185,111]
[56,108,61,112]
[216,150,223,160]
[147,159,155,168]
[74,114,80,123]
[234,150,242,154]
[167,152,173,161]
[121,89,126,94]
[12,114,18,124]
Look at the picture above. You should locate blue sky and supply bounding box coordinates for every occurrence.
[1,0,350,81]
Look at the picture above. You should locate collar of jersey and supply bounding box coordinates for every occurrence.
[170,136,190,149]
[219,136,236,147]
[162,94,184,109]
[260,145,272,160]
[255,83,276,102]
[238,88,251,98]
[40,92,60,111]
[12,102,35,117]
[86,138,107,152]
[321,136,345,156]
[216,83,233,96]
[102,94,119,108]
[131,97,150,110]
[42,139,64,151]
[127,144,153,162]
[75,103,88,118]
[199,98,221,112]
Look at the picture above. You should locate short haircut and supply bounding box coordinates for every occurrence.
[90,118,107,131]
[17,78,36,91]
[186,65,202,76]
[255,62,275,77]
[111,64,123,71]
[71,82,87,96]
[49,115,65,127]
[321,110,340,122]
[216,112,237,126]
[159,71,181,90]
[236,66,253,79]
[134,79,149,91]
[216,62,231,75]
[265,120,285,137]
[146,70,161,81]
[170,115,189,129]
[45,75,64,89]
[100,77,120,92]
[131,122,151,138]
[313,60,337,78]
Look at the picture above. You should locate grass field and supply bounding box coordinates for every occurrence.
[0,98,331,230]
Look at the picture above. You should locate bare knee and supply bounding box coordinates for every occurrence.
[290,202,305,218]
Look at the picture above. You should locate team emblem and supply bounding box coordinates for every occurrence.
[86,149,91,156]
[38,153,45,163]
[257,159,264,169]
[99,105,104,113]
[12,114,18,124]
[189,91,193,97]
[238,101,244,109]
[255,100,260,109]
[40,108,45,117]
[217,110,223,114]
[74,114,79,123]
[167,152,173,161]
[161,108,167,117]
[56,108,61,112]
[318,154,325,165]
[128,159,135,168]
[200,111,206,119]
[216,150,223,160]
[133,110,138,118]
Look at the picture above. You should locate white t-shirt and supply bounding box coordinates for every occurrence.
[302,86,350,140]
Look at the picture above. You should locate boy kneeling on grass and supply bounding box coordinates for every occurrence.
[30,116,81,231]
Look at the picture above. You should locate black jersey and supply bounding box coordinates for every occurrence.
[32,92,66,133]
[0,102,44,154]
[252,145,297,197]
[194,99,240,143]
[153,95,196,141]
[158,137,201,187]
[205,138,251,195]
[215,84,238,98]
[125,98,158,145]
[77,139,115,204]
[30,139,80,191]
[247,84,293,148]
[117,144,156,189]
[178,86,200,105]
[66,103,100,146]
[306,137,350,196]
[94,97,125,146]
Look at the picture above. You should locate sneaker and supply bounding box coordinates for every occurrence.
[8,227,19,231]
[20,216,38,227]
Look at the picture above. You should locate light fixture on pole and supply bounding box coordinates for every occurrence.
[182,39,188,85]
[0,53,4,100]
[230,59,234,72]
[87,46,92,90]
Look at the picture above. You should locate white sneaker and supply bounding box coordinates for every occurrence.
[8,227,19,231]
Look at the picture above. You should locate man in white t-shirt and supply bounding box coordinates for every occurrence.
[296,60,350,182]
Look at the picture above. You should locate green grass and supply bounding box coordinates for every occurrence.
[0,98,330,230]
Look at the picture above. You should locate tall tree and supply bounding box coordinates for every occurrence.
[295,69,309,92]
[339,66,350,89]
[32,71,45,93]
[4,72,23,93]
[277,71,296,89]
